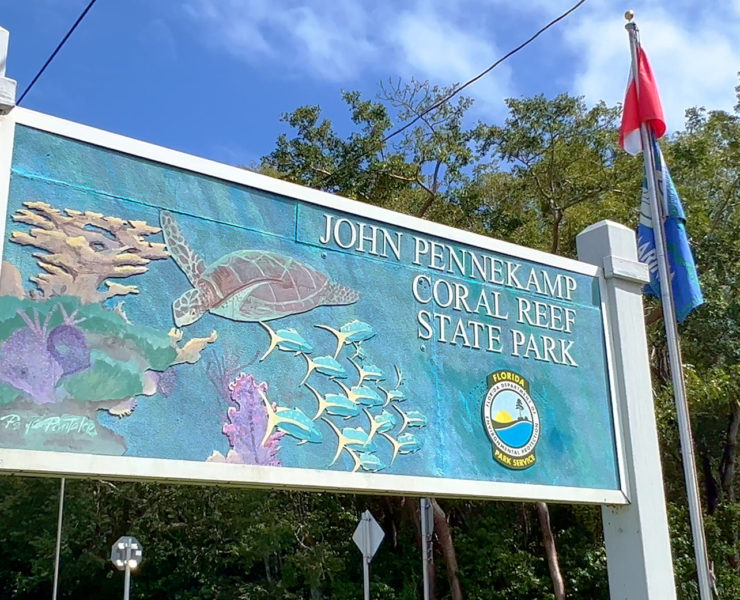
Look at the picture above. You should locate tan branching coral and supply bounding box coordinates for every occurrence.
[0,261,24,298]
[169,328,219,364]
[11,201,169,303]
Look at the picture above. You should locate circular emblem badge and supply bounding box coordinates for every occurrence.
[482,370,540,470]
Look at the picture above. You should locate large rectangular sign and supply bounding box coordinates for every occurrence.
[0,109,625,503]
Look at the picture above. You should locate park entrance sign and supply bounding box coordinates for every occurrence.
[0,109,625,504]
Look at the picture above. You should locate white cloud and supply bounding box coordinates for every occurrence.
[279,3,376,80]
[183,0,285,61]
[182,0,513,114]
[565,1,740,131]
[183,0,380,80]
[386,9,514,114]
[183,0,740,129]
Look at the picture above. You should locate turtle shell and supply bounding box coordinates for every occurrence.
[201,250,332,321]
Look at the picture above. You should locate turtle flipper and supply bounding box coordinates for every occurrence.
[321,283,360,307]
[160,211,206,285]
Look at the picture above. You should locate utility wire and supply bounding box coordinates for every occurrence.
[17,0,100,105]
[380,0,587,145]
[322,0,587,185]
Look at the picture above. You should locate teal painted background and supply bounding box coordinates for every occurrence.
[0,125,619,491]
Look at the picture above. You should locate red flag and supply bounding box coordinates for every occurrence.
[619,46,666,155]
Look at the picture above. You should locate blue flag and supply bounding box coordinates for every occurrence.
[636,140,703,322]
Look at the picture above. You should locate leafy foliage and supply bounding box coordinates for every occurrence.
[3,81,740,599]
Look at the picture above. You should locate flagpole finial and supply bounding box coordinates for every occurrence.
[625,10,635,21]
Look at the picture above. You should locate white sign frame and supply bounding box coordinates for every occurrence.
[0,108,628,505]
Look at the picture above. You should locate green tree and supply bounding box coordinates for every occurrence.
[4,82,740,600]
[263,79,478,223]
[474,93,637,255]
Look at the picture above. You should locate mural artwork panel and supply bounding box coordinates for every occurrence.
[0,121,621,500]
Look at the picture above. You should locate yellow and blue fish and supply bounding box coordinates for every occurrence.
[305,383,360,420]
[259,323,312,361]
[335,381,384,407]
[346,449,386,473]
[364,408,398,440]
[349,358,384,385]
[393,405,427,432]
[316,320,376,358]
[259,390,322,445]
[380,386,406,406]
[323,418,377,466]
[300,354,348,385]
[381,432,422,463]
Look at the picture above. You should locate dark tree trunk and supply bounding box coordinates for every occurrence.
[417,160,442,219]
[417,193,437,219]
[431,499,463,600]
[700,444,720,515]
[719,400,740,502]
[645,305,664,326]
[550,209,563,254]
[535,502,565,600]
[720,400,740,569]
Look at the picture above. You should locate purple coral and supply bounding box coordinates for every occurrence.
[222,373,282,466]
[47,325,90,376]
[0,324,62,404]
[0,306,91,404]
[154,368,177,397]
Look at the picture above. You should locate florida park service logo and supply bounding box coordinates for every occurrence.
[482,370,540,470]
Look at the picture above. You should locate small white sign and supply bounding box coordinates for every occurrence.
[352,510,384,560]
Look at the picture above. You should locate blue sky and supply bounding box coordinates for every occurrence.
[4,1,740,167]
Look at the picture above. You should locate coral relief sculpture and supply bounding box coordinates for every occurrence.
[0,202,217,455]
[159,210,359,327]
[206,318,427,474]
[0,304,89,405]
[208,373,282,466]
[10,201,169,303]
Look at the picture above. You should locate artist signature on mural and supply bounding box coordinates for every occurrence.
[0,414,98,437]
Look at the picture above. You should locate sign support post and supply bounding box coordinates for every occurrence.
[577,220,676,599]
[0,27,17,114]
[353,511,384,600]
[123,561,131,600]
[420,498,433,600]
[362,515,370,600]
[362,557,369,599]
[51,478,65,600]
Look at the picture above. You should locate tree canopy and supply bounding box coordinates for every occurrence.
[2,80,740,599]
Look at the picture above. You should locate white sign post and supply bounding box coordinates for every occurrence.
[577,221,676,599]
[353,510,385,600]
[0,27,17,114]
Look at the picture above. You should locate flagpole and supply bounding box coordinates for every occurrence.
[626,19,714,600]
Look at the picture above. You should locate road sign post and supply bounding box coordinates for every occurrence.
[353,510,384,600]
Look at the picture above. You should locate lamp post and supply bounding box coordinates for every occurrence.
[111,536,143,600]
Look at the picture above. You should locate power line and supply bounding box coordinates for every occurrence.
[322,0,587,186]
[380,0,587,145]
[17,0,100,106]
